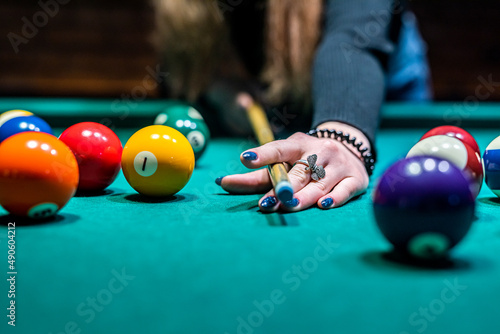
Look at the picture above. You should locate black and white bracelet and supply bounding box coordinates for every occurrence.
[307,128,376,176]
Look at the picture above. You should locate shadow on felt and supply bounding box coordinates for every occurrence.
[0,213,79,227]
[360,249,474,272]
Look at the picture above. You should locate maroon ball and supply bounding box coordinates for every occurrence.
[420,125,480,155]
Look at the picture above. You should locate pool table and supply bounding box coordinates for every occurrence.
[1,98,500,334]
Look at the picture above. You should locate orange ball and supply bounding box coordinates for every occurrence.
[0,132,79,218]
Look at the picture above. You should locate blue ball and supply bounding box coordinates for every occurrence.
[0,115,52,142]
[483,136,500,197]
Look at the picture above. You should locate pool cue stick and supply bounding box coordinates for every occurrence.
[238,94,294,203]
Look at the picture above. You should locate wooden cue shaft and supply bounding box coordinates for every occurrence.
[244,101,294,203]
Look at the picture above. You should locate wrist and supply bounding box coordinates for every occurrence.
[310,122,376,176]
[316,121,371,156]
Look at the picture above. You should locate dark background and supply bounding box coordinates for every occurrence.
[1,0,499,101]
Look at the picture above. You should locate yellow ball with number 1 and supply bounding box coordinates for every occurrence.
[121,125,195,197]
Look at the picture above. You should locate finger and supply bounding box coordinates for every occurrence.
[218,168,272,194]
[256,161,313,213]
[318,177,366,209]
[258,192,280,212]
[251,152,323,205]
[280,166,340,211]
[240,133,310,168]
[255,162,310,212]
[257,162,338,212]
[285,162,312,194]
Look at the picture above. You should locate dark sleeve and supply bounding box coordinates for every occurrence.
[312,0,402,146]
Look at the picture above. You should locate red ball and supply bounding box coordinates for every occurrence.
[59,122,123,191]
[461,141,484,197]
[408,135,483,197]
[420,125,480,155]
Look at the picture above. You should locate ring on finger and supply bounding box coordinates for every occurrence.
[293,154,325,181]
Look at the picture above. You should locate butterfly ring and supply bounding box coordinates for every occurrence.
[293,154,326,181]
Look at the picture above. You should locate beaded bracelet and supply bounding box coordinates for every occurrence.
[307,128,376,176]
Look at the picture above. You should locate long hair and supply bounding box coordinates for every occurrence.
[261,0,323,104]
[152,0,323,105]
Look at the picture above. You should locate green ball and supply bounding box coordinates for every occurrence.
[154,102,210,160]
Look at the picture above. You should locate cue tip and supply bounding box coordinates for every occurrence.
[275,182,293,203]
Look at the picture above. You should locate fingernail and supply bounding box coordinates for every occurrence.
[261,196,278,208]
[284,198,299,208]
[321,198,334,208]
[215,176,224,186]
[242,151,258,161]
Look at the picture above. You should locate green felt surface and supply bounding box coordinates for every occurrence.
[2,98,500,128]
[1,104,500,334]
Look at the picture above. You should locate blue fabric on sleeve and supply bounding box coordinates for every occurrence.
[385,11,433,101]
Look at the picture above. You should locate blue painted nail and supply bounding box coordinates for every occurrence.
[284,198,299,208]
[261,196,278,208]
[242,151,258,161]
[321,198,334,208]
[215,176,224,186]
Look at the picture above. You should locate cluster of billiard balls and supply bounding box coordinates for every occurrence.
[373,125,500,260]
[0,103,210,219]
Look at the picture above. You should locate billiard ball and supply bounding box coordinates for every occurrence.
[0,109,33,127]
[407,135,483,197]
[154,102,210,160]
[420,125,480,155]
[373,156,475,259]
[0,132,79,218]
[59,122,123,191]
[0,114,52,143]
[482,135,500,197]
[121,125,195,197]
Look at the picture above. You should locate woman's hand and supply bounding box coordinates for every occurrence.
[217,126,371,212]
